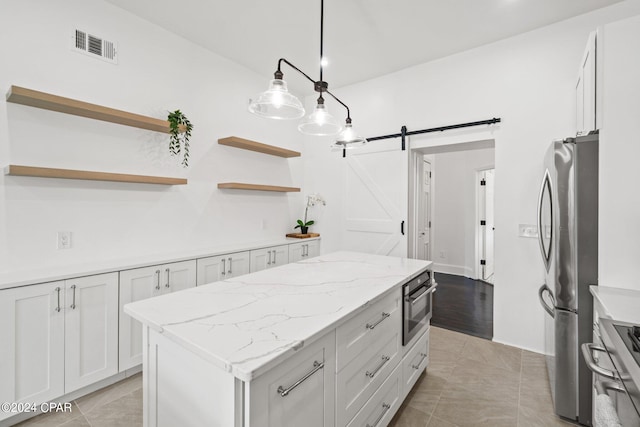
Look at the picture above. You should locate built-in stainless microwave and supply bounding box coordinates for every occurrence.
[402,269,435,346]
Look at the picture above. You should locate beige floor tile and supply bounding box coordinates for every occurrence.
[519,378,555,414]
[390,405,431,427]
[14,402,82,427]
[447,358,521,405]
[84,388,143,427]
[75,373,142,415]
[57,415,92,427]
[430,327,468,355]
[433,383,519,427]
[459,336,522,373]
[427,416,459,427]
[427,349,459,379]
[517,404,575,427]
[406,380,442,415]
[521,350,549,385]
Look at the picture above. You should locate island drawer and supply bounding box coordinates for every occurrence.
[336,327,401,426]
[336,291,400,371]
[346,363,402,427]
[401,327,429,399]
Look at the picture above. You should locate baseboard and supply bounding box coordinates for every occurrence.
[433,263,474,278]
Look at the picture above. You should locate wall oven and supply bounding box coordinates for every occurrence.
[402,269,435,346]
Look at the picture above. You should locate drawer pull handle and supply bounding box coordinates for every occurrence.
[366,312,390,330]
[366,355,390,378]
[165,268,171,288]
[412,352,428,370]
[581,343,617,380]
[228,257,232,274]
[70,285,77,309]
[222,258,226,276]
[267,250,272,265]
[277,360,324,397]
[155,269,161,290]
[55,287,61,312]
[366,403,391,427]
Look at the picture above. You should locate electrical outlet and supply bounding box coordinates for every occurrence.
[439,250,447,259]
[518,224,538,238]
[57,231,72,249]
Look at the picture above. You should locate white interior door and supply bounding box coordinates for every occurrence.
[483,169,495,280]
[344,139,408,257]
[417,159,432,261]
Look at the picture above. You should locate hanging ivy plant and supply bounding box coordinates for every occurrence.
[167,110,193,167]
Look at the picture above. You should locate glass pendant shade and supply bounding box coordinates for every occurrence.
[298,103,342,136]
[333,122,367,149]
[248,79,305,120]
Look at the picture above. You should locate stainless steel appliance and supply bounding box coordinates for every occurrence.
[537,133,599,425]
[582,318,640,427]
[402,269,434,346]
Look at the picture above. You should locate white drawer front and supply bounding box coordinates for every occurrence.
[336,292,400,371]
[337,328,401,426]
[402,327,429,399]
[346,364,402,427]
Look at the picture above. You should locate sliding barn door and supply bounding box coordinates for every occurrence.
[344,139,408,257]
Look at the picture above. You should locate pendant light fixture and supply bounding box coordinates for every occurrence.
[248,0,367,148]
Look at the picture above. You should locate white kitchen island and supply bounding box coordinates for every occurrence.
[125,251,432,427]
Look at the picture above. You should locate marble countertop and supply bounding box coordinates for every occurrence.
[590,285,640,324]
[0,237,319,291]
[125,251,431,382]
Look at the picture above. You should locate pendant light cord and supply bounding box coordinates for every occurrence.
[320,0,324,85]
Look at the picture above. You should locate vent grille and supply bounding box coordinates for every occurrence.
[72,29,117,64]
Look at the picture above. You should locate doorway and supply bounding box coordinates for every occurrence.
[416,158,432,261]
[478,168,495,284]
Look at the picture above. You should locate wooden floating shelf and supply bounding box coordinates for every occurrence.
[5,85,183,134]
[217,182,300,192]
[5,165,187,185]
[218,136,301,158]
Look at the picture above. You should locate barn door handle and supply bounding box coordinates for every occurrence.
[401,221,405,235]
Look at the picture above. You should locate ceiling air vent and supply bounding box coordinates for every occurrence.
[72,29,118,64]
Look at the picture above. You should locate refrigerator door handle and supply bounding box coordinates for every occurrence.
[538,284,555,318]
[537,170,553,271]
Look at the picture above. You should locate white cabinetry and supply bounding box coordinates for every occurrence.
[0,273,118,420]
[196,251,250,285]
[401,328,429,399]
[250,245,289,272]
[346,364,402,427]
[0,281,65,412]
[576,31,597,135]
[289,240,321,263]
[248,331,336,427]
[64,273,119,393]
[119,260,196,371]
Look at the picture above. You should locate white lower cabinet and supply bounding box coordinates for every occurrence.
[401,328,429,399]
[289,240,321,262]
[248,331,336,427]
[119,260,196,371]
[196,251,250,285]
[347,364,402,427]
[0,273,118,422]
[64,273,119,393]
[250,245,289,272]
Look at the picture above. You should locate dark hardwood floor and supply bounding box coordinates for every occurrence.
[432,273,494,340]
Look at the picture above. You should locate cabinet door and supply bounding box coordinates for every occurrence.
[0,282,65,413]
[306,240,320,258]
[163,260,196,293]
[289,242,305,263]
[576,31,596,135]
[119,265,163,371]
[250,248,270,273]
[249,332,336,427]
[270,245,289,268]
[197,255,226,286]
[225,251,251,278]
[64,273,119,393]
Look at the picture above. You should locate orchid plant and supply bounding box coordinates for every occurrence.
[295,194,326,233]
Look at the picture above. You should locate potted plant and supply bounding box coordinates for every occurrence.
[167,110,193,167]
[295,194,326,234]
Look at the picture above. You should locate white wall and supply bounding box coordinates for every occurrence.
[431,148,495,278]
[0,0,304,273]
[599,14,640,290]
[303,1,640,352]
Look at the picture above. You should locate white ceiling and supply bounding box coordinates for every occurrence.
[105,0,622,94]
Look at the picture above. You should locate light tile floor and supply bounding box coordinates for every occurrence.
[15,327,575,427]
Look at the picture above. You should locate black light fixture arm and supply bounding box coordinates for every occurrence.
[275,57,353,121]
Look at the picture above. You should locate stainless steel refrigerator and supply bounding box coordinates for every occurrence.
[537,133,598,426]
